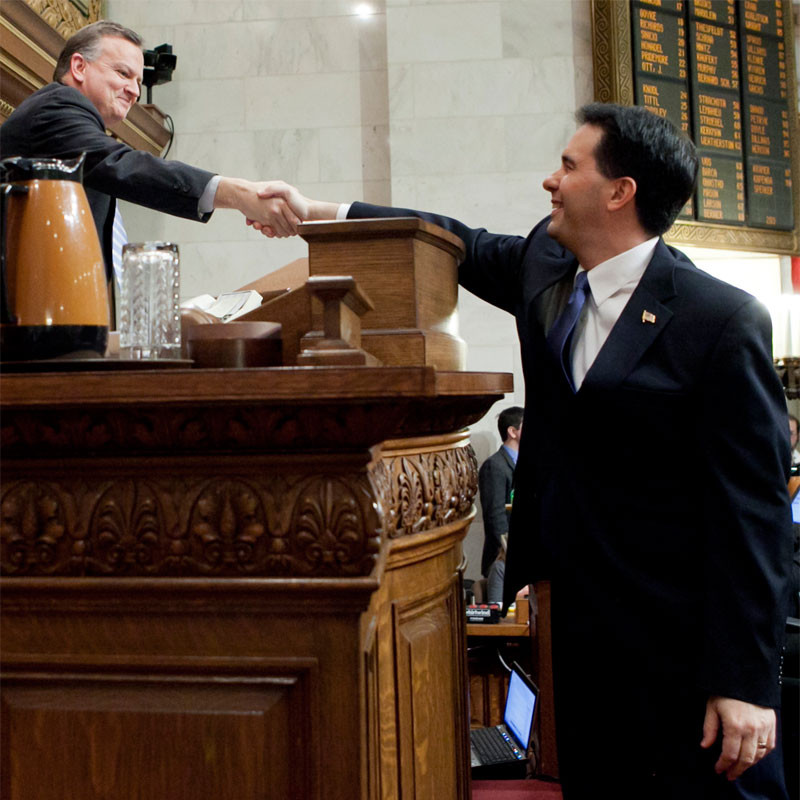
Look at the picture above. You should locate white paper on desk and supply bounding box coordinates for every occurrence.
[182,290,262,322]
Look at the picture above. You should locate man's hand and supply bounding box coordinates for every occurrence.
[247,185,340,235]
[700,696,776,781]
[214,178,301,238]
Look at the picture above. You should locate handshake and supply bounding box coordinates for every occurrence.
[214,177,338,239]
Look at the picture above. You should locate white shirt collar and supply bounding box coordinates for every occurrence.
[578,237,659,306]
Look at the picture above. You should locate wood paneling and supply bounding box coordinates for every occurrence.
[2,665,314,800]
[393,581,467,798]
[529,581,558,778]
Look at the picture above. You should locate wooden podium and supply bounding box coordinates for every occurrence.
[301,218,467,369]
[0,220,513,800]
[237,218,468,370]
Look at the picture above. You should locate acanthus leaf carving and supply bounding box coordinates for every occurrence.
[186,478,269,575]
[1,441,477,575]
[26,0,102,39]
[0,481,68,575]
[375,444,477,539]
[1,472,383,578]
[84,481,169,575]
[294,477,376,575]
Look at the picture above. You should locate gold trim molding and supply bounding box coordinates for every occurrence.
[0,13,55,68]
[24,0,101,39]
[592,0,634,106]
[0,50,46,90]
[591,0,800,255]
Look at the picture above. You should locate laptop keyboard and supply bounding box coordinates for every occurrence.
[470,726,524,764]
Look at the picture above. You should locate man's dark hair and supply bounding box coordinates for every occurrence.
[576,103,698,237]
[54,20,142,82]
[497,406,524,442]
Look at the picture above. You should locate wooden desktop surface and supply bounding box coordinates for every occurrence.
[467,617,529,637]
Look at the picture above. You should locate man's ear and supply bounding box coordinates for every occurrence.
[607,176,637,212]
[69,52,88,86]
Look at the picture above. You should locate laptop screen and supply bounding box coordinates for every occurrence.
[791,483,800,524]
[503,666,538,749]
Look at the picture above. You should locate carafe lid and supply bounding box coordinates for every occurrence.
[0,153,86,183]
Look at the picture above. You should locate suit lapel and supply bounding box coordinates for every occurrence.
[500,446,515,472]
[524,245,578,333]
[581,240,677,391]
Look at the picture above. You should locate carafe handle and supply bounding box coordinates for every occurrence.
[1,182,28,325]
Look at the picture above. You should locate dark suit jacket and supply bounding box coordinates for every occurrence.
[0,82,215,277]
[348,201,792,712]
[478,446,515,576]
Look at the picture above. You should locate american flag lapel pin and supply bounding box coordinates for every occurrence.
[642,310,656,324]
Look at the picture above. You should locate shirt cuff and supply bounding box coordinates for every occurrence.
[199,175,221,215]
[336,203,351,220]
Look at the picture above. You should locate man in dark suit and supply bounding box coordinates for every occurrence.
[286,103,793,799]
[0,20,301,280]
[479,405,523,577]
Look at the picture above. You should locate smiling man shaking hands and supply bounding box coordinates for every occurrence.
[0,20,302,283]
[288,103,793,800]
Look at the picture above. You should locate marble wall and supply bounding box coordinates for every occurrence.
[106,0,593,580]
[379,0,593,579]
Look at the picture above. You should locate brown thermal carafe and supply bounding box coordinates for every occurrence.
[1,154,110,360]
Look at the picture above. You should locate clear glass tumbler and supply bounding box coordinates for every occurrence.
[119,242,181,359]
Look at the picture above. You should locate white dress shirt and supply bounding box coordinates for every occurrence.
[200,175,221,214]
[570,237,659,389]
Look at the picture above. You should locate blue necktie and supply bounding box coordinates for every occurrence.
[546,270,590,391]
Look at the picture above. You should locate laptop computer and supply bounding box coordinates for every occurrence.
[470,662,539,778]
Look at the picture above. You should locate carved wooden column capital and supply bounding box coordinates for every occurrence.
[372,432,478,540]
